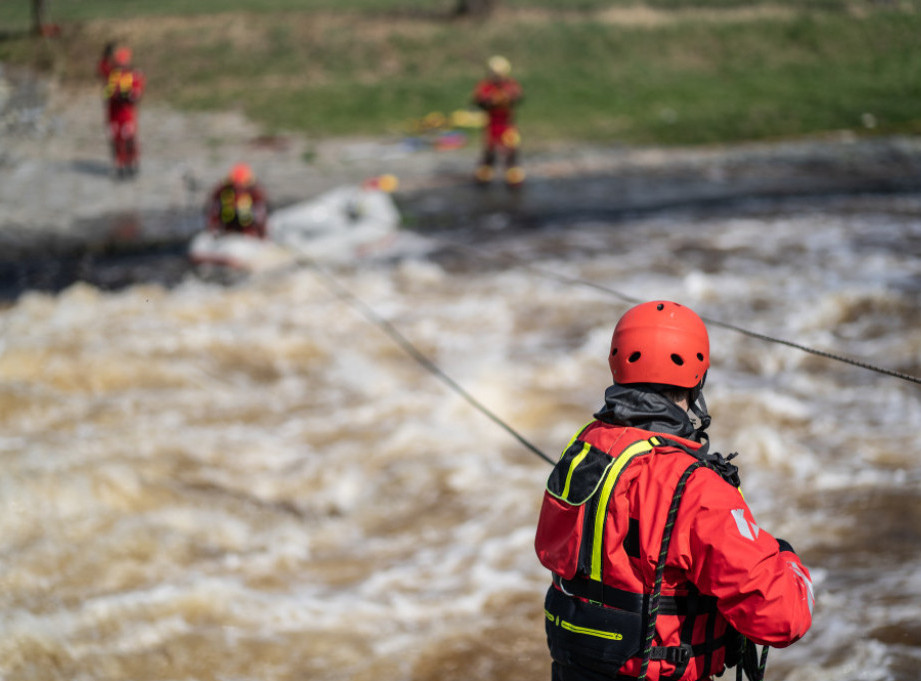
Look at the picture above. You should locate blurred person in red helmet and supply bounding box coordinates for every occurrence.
[471,55,525,188]
[103,45,145,178]
[535,301,814,681]
[206,163,269,239]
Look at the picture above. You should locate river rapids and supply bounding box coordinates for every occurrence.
[1,179,920,681]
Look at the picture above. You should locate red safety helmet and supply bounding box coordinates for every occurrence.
[114,47,132,67]
[609,301,709,388]
[229,163,254,187]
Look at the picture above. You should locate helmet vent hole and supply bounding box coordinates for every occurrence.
[628,351,641,363]
[656,303,665,311]
[671,354,684,366]
[611,348,618,357]
[697,353,704,361]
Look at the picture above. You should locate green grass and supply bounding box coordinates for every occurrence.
[2,1,920,146]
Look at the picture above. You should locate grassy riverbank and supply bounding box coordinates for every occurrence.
[2,1,920,146]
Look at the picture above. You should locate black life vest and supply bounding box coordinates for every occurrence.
[535,423,741,680]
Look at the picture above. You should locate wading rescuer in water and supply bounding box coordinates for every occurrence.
[206,163,269,239]
[103,46,145,178]
[472,55,524,188]
[535,301,814,681]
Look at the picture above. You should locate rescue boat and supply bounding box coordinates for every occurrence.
[268,184,401,264]
[188,184,402,274]
[187,231,294,274]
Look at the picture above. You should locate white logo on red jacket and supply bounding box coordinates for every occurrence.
[788,561,816,614]
[731,508,761,541]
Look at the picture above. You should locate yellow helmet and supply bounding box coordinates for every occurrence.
[487,55,511,77]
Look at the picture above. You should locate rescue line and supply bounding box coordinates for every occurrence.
[292,245,797,681]
[429,238,921,387]
[300,257,556,465]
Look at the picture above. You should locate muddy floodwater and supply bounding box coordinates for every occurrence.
[2,174,921,681]
[3,66,921,681]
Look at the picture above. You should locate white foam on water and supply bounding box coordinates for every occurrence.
[1,194,920,680]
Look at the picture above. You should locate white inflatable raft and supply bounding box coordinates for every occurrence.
[268,185,401,263]
[188,185,402,273]
[188,231,296,273]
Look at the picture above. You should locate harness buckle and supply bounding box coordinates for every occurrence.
[650,643,693,665]
[668,643,693,665]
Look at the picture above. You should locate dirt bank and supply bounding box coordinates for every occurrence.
[0,64,472,244]
[3,64,921,251]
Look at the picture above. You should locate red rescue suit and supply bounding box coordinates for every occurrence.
[97,56,113,82]
[104,67,145,173]
[535,422,814,681]
[207,181,269,239]
[472,76,524,184]
[473,77,522,150]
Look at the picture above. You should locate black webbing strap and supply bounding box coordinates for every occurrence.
[553,574,719,618]
[702,600,717,679]
[553,574,644,612]
[664,587,699,681]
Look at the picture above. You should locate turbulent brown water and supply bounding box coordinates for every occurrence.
[2,186,921,681]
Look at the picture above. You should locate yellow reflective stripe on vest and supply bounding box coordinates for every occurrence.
[560,420,595,460]
[561,441,591,499]
[589,437,660,581]
[544,609,624,641]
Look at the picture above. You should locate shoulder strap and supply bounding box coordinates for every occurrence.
[587,436,661,582]
[546,429,662,583]
[655,435,742,488]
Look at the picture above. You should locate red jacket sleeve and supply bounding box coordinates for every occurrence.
[251,185,269,236]
[97,58,112,81]
[206,185,224,230]
[472,80,491,109]
[677,470,814,647]
[131,70,146,102]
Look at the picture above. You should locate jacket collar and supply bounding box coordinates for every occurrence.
[594,383,705,443]
[593,384,745,486]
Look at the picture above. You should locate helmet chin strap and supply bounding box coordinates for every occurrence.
[687,372,711,448]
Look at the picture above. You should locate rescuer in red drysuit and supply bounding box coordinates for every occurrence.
[103,46,145,178]
[206,163,269,239]
[471,55,524,188]
[535,301,814,681]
